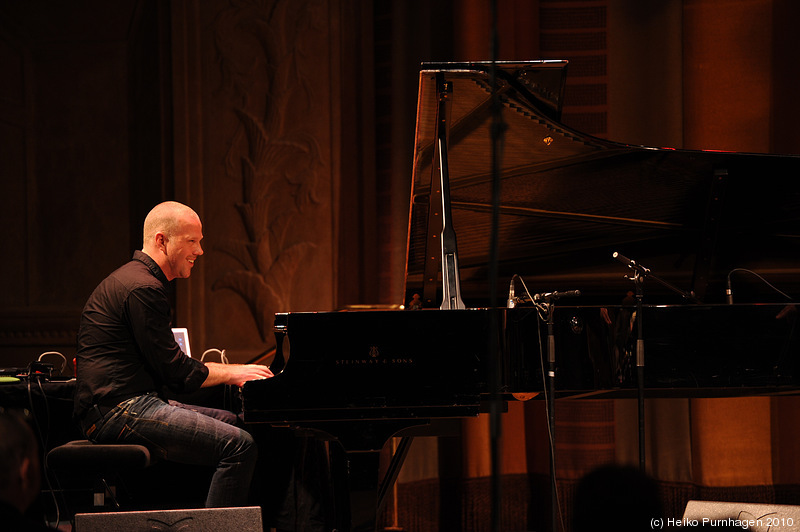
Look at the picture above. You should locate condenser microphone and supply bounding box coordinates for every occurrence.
[726,278,733,304]
[507,278,516,308]
[533,290,581,301]
[612,251,650,274]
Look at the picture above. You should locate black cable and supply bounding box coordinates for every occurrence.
[26,373,62,528]
[726,268,794,303]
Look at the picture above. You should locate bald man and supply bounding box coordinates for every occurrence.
[74,201,273,508]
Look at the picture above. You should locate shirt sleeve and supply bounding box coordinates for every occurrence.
[126,285,209,393]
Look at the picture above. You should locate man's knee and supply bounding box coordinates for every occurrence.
[230,428,258,462]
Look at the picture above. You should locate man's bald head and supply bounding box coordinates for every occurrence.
[142,201,200,248]
[141,201,204,281]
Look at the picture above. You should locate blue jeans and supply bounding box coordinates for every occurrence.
[88,393,257,508]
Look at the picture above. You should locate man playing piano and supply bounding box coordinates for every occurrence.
[74,201,273,508]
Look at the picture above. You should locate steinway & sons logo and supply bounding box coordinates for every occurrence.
[335,345,415,366]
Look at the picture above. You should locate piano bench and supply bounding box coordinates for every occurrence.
[46,439,152,510]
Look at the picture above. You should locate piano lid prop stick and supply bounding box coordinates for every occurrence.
[436,75,465,310]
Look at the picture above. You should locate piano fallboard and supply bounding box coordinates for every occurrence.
[241,308,536,428]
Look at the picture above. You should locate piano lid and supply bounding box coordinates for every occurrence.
[405,61,800,307]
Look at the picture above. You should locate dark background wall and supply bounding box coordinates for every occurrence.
[3,2,800,531]
[1,0,798,377]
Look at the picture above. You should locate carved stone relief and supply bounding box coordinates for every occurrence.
[194,0,333,358]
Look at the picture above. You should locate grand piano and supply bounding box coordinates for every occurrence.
[242,61,800,531]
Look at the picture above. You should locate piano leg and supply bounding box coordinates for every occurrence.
[345,450,398,532]
[341,437,414,532]
[249,420,430,531]
[376,436,413,517]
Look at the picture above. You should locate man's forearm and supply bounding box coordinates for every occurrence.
[201,362,273,388]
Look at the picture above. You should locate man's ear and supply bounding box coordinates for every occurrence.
[154,232,168,253]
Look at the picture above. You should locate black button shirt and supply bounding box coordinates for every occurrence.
[74,250,209,420]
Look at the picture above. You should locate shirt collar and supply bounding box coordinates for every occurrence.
[133,250,169,285]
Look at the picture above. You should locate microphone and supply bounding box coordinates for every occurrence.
[612,251,650,274]
[507,278,516,308]
[533,289,581,301]
[726,278,733,304]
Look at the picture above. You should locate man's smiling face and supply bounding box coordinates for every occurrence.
[162,214,204,281]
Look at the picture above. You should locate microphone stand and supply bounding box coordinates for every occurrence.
[612,253,696,473]
[545,300,558,532]
[532,290,580,532]
[631,268,646,473]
